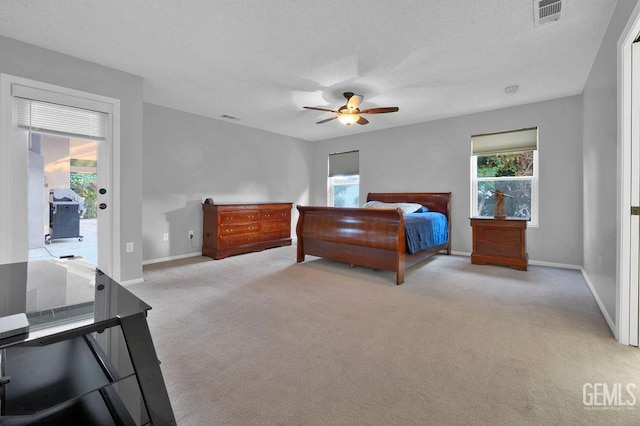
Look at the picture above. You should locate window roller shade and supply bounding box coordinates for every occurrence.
[472,128,538,156]
[329,150,359,177]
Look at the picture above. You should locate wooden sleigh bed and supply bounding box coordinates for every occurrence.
[296,192,451,285]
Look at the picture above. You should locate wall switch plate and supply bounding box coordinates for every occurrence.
[163,233,169,242]
[125,242,134,253]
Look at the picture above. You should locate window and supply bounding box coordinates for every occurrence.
[328,151,359,207]
[471,128,539,226]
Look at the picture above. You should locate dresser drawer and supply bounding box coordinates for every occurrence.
[219,223,260,235]
[261,229,290,241]
[219,210,259,224]
[260,209,291,221]
[219,233,260,247]
[261,220,289,232]
[475,227,521,244]
[475,241,521,258]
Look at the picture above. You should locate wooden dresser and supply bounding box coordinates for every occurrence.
[470,217,528,271]
[202,202,292,259]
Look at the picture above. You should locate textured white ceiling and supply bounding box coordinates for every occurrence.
[0,0,618,141]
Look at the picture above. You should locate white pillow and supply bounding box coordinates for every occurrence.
[362,201,423,214]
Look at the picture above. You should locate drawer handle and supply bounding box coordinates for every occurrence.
[265,213,271,218]
[494,234,503,239]
[494,247,503,253]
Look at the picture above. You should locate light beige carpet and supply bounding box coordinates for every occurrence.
[130,246,640,425]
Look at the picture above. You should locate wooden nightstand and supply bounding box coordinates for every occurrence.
[470,217,528,271]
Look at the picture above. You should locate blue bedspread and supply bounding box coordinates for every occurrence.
[403,212,449,255]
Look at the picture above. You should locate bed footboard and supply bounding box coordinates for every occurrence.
[296,206,407,284]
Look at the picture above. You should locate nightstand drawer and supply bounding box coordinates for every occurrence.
[475,241,521,258]
[475,227,521,244]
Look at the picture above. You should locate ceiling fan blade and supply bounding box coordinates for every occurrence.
[303,106,339,113]
[346,94,363,111]
[359,107,399,114]
[356,116,369,125]
[316,116,338,124]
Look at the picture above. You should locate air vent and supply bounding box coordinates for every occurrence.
[533,0,564,26]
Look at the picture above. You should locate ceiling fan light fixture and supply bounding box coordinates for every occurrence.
[338,113,360,126]
[303,92,398,126]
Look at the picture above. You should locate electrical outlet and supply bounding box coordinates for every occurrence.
[188,230,194,239]
[163,233,169,242]
[125,242,134,253]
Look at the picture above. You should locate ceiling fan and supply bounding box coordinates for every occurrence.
[303,92,399,126]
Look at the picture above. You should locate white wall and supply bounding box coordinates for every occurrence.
[0,35,144,282]
[583,0,640,324]
[142,103,313,262]
[310,96,584,266]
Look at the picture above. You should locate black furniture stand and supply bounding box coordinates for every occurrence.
[0,258,175,425]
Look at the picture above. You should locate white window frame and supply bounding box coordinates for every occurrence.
[470,149,539,228]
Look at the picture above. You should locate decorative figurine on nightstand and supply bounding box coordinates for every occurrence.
[204,197,214,205]
[493,189,512,218]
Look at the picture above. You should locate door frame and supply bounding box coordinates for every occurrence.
[618,2,640,346]
[0,74,121,278]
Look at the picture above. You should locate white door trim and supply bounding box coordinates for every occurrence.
[0,74,120,278]
[618,2,640,346]
[630,42,640,346]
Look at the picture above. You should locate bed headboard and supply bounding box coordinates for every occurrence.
[366,192,451,218]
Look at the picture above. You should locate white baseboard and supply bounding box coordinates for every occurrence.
[528,259,581,270]
[580,267,617,338]
[142,251,202,266]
